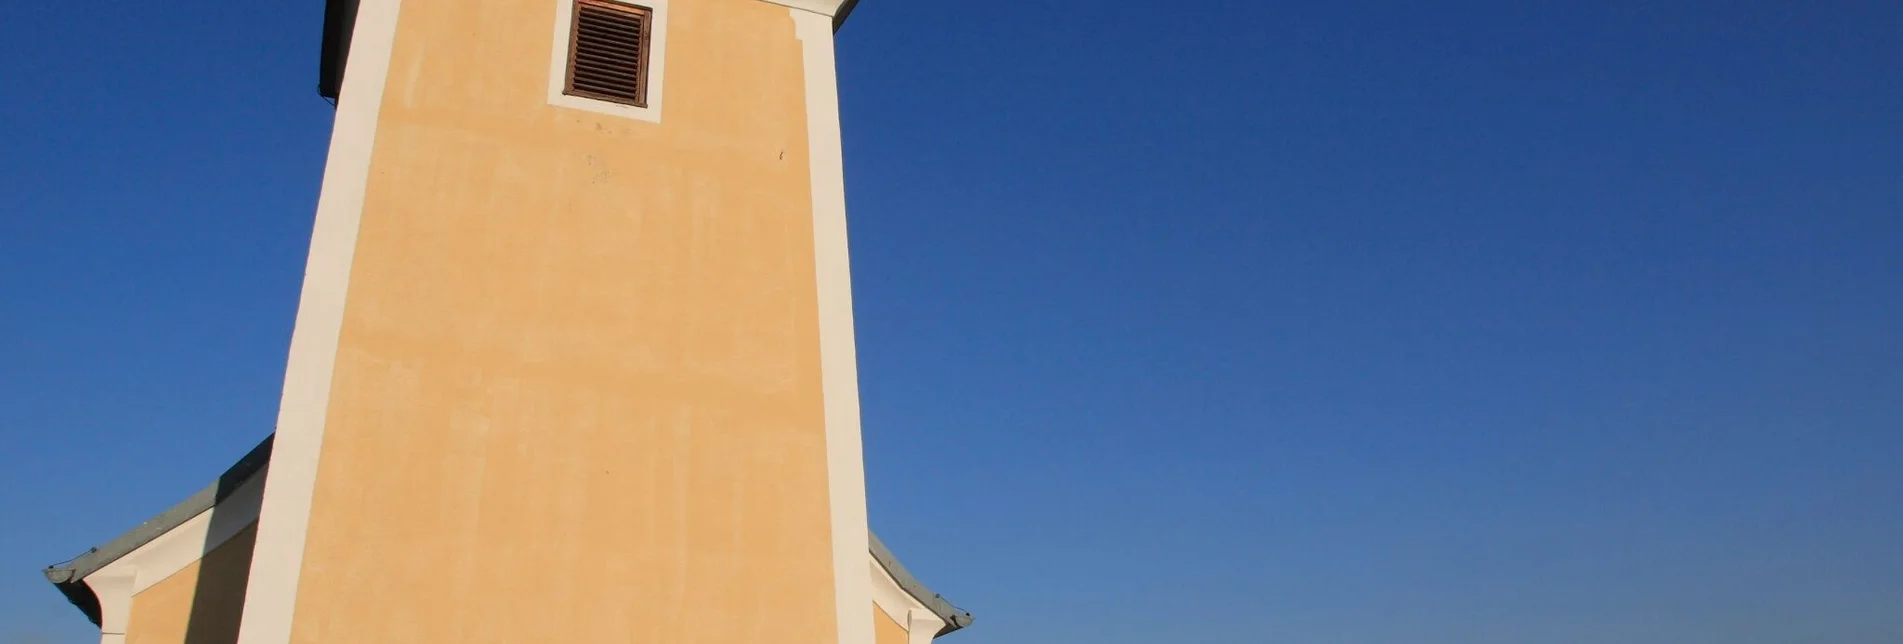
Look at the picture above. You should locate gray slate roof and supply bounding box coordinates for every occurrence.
[44,434,970,635]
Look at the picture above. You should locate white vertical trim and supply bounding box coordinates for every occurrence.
[236,0,404,640]
[87,569,135,644]
[794,9,872,644]
[905,609,948,644]
[545,0,669,123]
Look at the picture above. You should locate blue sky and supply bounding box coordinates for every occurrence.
[3,1,1900,642]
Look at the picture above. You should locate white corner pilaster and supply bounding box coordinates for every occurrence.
[86,568,137,644]
[238,0,405,640]
[906,609,948,644]
[794,8,872,644]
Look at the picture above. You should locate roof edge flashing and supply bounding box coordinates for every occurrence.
[870,533,974,635]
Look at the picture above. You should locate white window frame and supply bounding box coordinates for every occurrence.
[547,0,669,123]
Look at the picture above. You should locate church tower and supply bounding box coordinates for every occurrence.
[42,1,968,642]
[239,0,923,642]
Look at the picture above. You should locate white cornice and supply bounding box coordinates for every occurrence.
[756,0,851,17]
[83,474,266,596]
[869,557,928,630]
[870,555,949,644]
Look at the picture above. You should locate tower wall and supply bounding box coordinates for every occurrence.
[241,0,868,642]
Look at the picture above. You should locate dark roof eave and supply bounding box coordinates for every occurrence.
[318,0,358,100]
[833,0,861,30]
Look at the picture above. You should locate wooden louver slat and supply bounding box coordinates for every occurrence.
[564,0,650,107]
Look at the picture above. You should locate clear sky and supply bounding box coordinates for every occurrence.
[2,1,1900,642]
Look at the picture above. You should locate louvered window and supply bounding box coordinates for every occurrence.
[564,0,652,107]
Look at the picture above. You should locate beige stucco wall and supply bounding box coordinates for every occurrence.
[287,0,837,642]
[874,603,909,644]
[124,525,257,644]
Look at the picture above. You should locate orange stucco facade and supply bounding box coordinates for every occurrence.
[275,0,846,641]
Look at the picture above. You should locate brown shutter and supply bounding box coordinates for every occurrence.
[564,0,651,107]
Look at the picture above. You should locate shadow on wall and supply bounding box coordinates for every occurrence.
[179,473,260,644]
